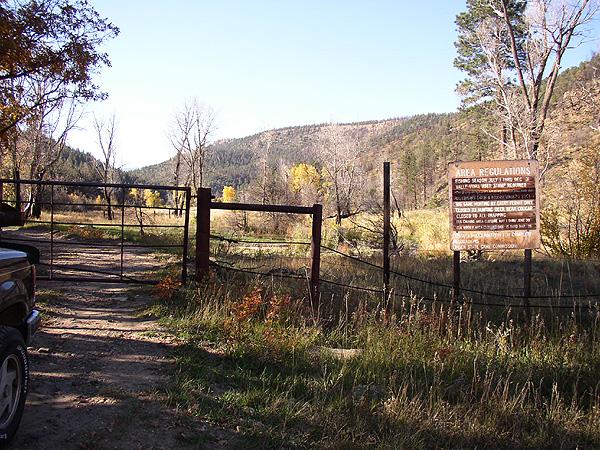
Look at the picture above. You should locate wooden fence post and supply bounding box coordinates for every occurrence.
[453,250,461,303]
[310,203,322,301]
[195,187,212,282]
[383,162,391,301]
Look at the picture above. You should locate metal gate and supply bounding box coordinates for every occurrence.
[0,178,191,285]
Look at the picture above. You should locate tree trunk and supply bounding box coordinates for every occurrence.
[104,186,113,220]
[422,168,427,207]
[501,123,508,159]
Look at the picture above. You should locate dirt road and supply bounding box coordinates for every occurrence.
[8,282,230,450]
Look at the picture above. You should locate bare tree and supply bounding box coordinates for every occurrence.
[21,83,81,218]
[504,0,598,158]
[170,149,184,216]
[93,114,118,220]
[169,99,216,193]
[255,130,274,205]
[318,125,363,225]
[128,188,150,237]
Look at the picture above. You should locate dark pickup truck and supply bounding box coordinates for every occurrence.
[0,241,40,444]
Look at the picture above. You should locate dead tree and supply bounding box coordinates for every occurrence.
[93,114,118,220]
[318,125,363,225]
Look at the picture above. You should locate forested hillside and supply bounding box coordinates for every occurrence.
[132,54,598,216]
[130,119,402,194]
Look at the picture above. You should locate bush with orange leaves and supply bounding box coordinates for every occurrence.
[230,287,293,324]
[154,274,181,301]
[230,287,264,321]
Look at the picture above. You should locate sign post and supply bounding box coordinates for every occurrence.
[383,162,391,302]
[448,160,541,310]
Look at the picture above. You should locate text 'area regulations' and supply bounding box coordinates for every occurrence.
[448,160,540,251]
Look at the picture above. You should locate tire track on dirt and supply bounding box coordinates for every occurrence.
[8,282,232,449]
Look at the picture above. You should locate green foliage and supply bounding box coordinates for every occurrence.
[454,0,526,106]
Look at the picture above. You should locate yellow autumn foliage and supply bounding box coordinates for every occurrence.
[222,186,236,202]
[289,163,322,193]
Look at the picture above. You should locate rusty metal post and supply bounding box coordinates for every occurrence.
[181,187,191,283]
[120,186,125,281]
[524,249,532,320]
[195,188,212,282]
[310,203,322,301]
[50,185,54,280]
[453,251,460,303]
[383,162,391,301]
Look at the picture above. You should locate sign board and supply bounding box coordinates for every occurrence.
[448,159,540,251]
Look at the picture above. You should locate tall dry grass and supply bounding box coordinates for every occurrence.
[148,271,600,449]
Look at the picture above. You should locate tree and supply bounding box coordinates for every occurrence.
[399,148,419,209]
[129,188,149,237]
[222,185,236,203]
[289,163,323,205]
[454,0,598,159]
[93,114,118,220]
[318,125,363,225]
[540,57,600,258]
[455,0,527,156]
[255,130,275,205]
[169,99,216,192]
[0,0,118,138]
[144,190,162,208]
[20,91,81,218]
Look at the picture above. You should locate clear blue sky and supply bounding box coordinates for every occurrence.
[67,1,600,169]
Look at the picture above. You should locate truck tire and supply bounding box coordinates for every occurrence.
[0,326,28,444]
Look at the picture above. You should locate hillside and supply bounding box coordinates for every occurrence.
[130,119,403,190]
[128,54,597,211]
[129,110,496,209]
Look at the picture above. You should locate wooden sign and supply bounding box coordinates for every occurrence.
[448,159,540,251]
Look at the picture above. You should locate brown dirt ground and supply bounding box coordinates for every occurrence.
[8,282,237,450]
[1,229,237,449]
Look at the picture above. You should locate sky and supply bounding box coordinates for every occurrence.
[67,0,600,169]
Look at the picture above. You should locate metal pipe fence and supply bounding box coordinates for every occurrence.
[0,178,192,285]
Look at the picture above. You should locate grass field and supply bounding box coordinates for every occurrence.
[147,275,600,449]
[143,208,600,448]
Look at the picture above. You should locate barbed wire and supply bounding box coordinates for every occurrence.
[210,261,599,310]
[319,244,600,300]
[320,277,384,294]
[212,262,307,280]
[210,234,311,246]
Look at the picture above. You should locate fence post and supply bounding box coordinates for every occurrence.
[50,185,54,280]
[383,162,391,301]
[310,203,322,301]
[453,250,461,303]
[523,249,532,320]
[195,187,212,282]
[181,187,191,283]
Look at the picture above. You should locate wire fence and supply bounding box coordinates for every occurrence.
[209,233,600,311]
